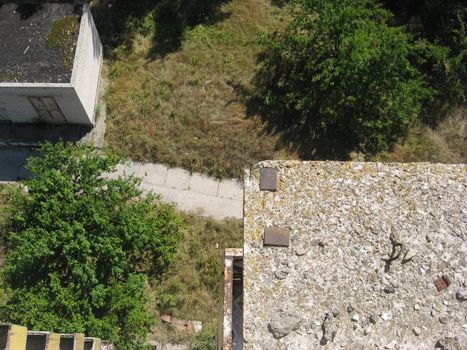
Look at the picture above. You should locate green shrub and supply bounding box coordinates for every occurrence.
[255,0,434,154]
[0,142,183,349]
[412,15,466,109]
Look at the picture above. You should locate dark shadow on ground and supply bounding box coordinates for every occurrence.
[91,0,231,59]
[15,4,42,19]
[0,123,92,145]
[0,147,33,182]
[227,80,355,162]
[0,124,93,182]
[270,0,289,8]
[148,2,232,59]
[249,99,354,161]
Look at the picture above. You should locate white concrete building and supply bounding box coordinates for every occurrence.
[0,3,102,125]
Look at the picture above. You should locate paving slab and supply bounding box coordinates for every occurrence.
[189,172,220,196]
[136,162,168,186]
[143,183,243,219]
[104,163,137,180]
[165,167,191,190]
[218,179,243,200]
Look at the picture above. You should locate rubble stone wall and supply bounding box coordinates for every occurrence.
[243,161,467,349]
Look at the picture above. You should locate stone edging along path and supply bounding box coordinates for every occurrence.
[0,147,243,220]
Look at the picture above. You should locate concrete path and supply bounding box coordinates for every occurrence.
[108,162,243,219]
[0,148,243,219]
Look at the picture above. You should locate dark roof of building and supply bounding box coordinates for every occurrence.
[0,2,81,83]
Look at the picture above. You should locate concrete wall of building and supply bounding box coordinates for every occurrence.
[0,4,102,126]
[0,84,88,124]
[0,325,111,350]
[26,332,60,350]
[84,338,101,350]
[71,4,103,125]
[0,324,27,350]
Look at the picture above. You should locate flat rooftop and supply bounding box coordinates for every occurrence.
[0,2,81,83]
[243,161,466,349]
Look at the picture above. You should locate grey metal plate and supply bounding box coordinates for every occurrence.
[264,227,289,247]
[259,167,277,191]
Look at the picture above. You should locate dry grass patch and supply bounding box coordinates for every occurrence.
[148,214,242,347]
[373,106,466,164]
[105,0,295,178]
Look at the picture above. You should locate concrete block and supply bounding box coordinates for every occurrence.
[83,338,100,350]
[135,162,168,186]
[59,334,84,350]
[189,173,219,196]
[218,179,243,201]
[165,168,191,190]
[45,334,59,350]
[26,332,59,350]
[263,228,290,247]
[0,323,28,350]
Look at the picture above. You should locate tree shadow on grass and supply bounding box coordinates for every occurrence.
[91,0,231,59]
[91,0,157,57]
[250,99,355,161]
[227,79,356,162]
[147,1,232,59]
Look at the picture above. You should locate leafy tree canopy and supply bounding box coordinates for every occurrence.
[254,0,467,156]
[409,0,466,108]
[0,142,183,350]
[256,0,435,154]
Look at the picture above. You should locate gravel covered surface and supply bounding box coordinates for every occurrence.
[0,3,80,83]
[243,161,466,349]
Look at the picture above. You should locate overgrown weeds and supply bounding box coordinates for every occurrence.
[373,106,466,163]
[104,0,294,178]
[149,214,242,347]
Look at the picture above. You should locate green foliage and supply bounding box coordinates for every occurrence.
[255,0,434,154]
[0,185,13,239]
[412,16,467,107]
[0,142,183,349]
[190,326,217,350]
[126,10,157,37]
[379,0,467,124]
